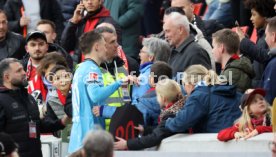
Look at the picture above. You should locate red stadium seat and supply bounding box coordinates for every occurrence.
[194,3,203,16]
[250,28,257,44]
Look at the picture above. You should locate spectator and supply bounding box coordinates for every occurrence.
[4,0,64,39]
[104,0,143,60]
[68,31,128,153]
[218,88,272,141]
[0,132,18,157]
[212,29,254,92]
[36,52,70,118]
[114,79,186,150]
[163,7,216,70]
[0,10,26,61]
[61,0,120,64]
[36,19,73,69]
[134,61,173,126]
[165,64,241,133]
[171,0,207,37]
[262,16,276,104]
[22,31,49,106]
[236,0,275,88]
[69,130,114,157]
[0,58,68,157]
[46,65,73,137]
[163,12,211,78]
[131,37,171,105]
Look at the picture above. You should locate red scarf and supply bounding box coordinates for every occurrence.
[57,90,66,106]
[117,46,129,72]
[81,7,111,61]
[26,58,47,101]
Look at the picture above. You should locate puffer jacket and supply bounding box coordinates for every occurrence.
[165,85,242,133]
[220,56,255,93]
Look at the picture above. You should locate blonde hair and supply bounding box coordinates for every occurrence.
[156,79,182,103]
[273,98,276,132]
[182,65,219,85]
[237,95,271,132]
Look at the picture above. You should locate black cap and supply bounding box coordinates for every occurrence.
[26,31,47,43]
[0,132,18,156]
[240,88,266,110]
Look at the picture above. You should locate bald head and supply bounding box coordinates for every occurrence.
[171,0,194,21]
[97,23,116,34]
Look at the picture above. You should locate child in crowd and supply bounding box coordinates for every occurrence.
[114,79,186,150]
[134,61,173,126]
[218,88,272,141]
[46,65,72,137]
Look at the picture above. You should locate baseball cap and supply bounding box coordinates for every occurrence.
[26,31,47,43]
[240,88,266,110]
[0,132,18,156]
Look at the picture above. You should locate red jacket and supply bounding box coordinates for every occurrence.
[217,124,272,141]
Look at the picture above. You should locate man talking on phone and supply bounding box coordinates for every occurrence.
[61,0,121,64]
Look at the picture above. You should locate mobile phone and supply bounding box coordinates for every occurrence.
[80,0,85,16]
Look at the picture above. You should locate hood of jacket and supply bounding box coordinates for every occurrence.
[194,85,238,97]
[225,56,255,79]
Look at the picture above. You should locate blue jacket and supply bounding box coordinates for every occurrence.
[131,62,152,104]
[261,48,276,105]
[68,59,122,153]
[135,89,160,126]
[165,85,242,133]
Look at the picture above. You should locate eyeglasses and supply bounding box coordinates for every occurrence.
[268,141,276,151]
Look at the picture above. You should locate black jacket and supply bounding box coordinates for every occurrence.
[4,0,64,39]
[127,121,174,150]
[169,35,211,78]
[0,31,26,60]
[0,87,65,157]
[60,7,121,64]
[240,28,270,87]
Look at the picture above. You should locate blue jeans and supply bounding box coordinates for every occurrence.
[203,0,234,27]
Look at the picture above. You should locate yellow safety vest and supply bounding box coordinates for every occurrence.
[101,64,128,131]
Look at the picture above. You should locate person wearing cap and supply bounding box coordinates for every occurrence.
[0,10,26,61]
[218,88,272,141]
[0,132,19,157]
[0,58,68,157]
[21,31,49,108]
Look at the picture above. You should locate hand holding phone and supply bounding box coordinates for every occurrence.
[71,0,85,24]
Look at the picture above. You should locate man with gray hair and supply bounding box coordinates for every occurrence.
[69,130,114,157]
[163,12,211,79]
